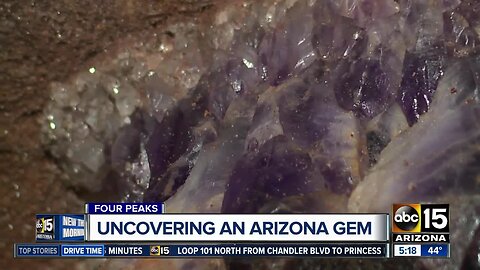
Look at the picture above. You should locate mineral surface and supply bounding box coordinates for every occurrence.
[42,0,480,269]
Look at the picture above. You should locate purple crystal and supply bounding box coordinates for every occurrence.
[204,45,263,121]
[144,111,191,180]
[258,1,316,85]
[443,10,479,57]
[236,67,365,207]
[222,136,319,214]
[329,0,400,26]
[333,58,393,118]
[397,47,446,125]
[349,60,480,268]
[110,112,142,172]
[312,1,368,61]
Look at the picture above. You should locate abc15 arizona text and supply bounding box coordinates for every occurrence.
[36,216,55,240]
[392,204,449,243]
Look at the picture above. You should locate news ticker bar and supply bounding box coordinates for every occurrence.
[393,244,450,258]
[15,243,389,258]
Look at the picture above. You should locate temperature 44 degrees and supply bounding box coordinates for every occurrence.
[427,246,442,255]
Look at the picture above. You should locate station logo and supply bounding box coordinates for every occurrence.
[36,216,55,240]
[392,204,449,233]
[150,245,161,256]
[393,204,421,232]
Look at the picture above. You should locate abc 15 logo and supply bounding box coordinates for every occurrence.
[150,245,161,256]
[36,216,55,234]
[392,204,449,233]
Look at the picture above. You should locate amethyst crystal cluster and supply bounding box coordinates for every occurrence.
[43,0,480,269]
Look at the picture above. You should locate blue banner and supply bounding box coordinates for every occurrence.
[61,244,104,257]
[104,244,151,256]
[421,244,449,257]
[36,214,84,242]
[85,203,164,214]
[15,244,60,257]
